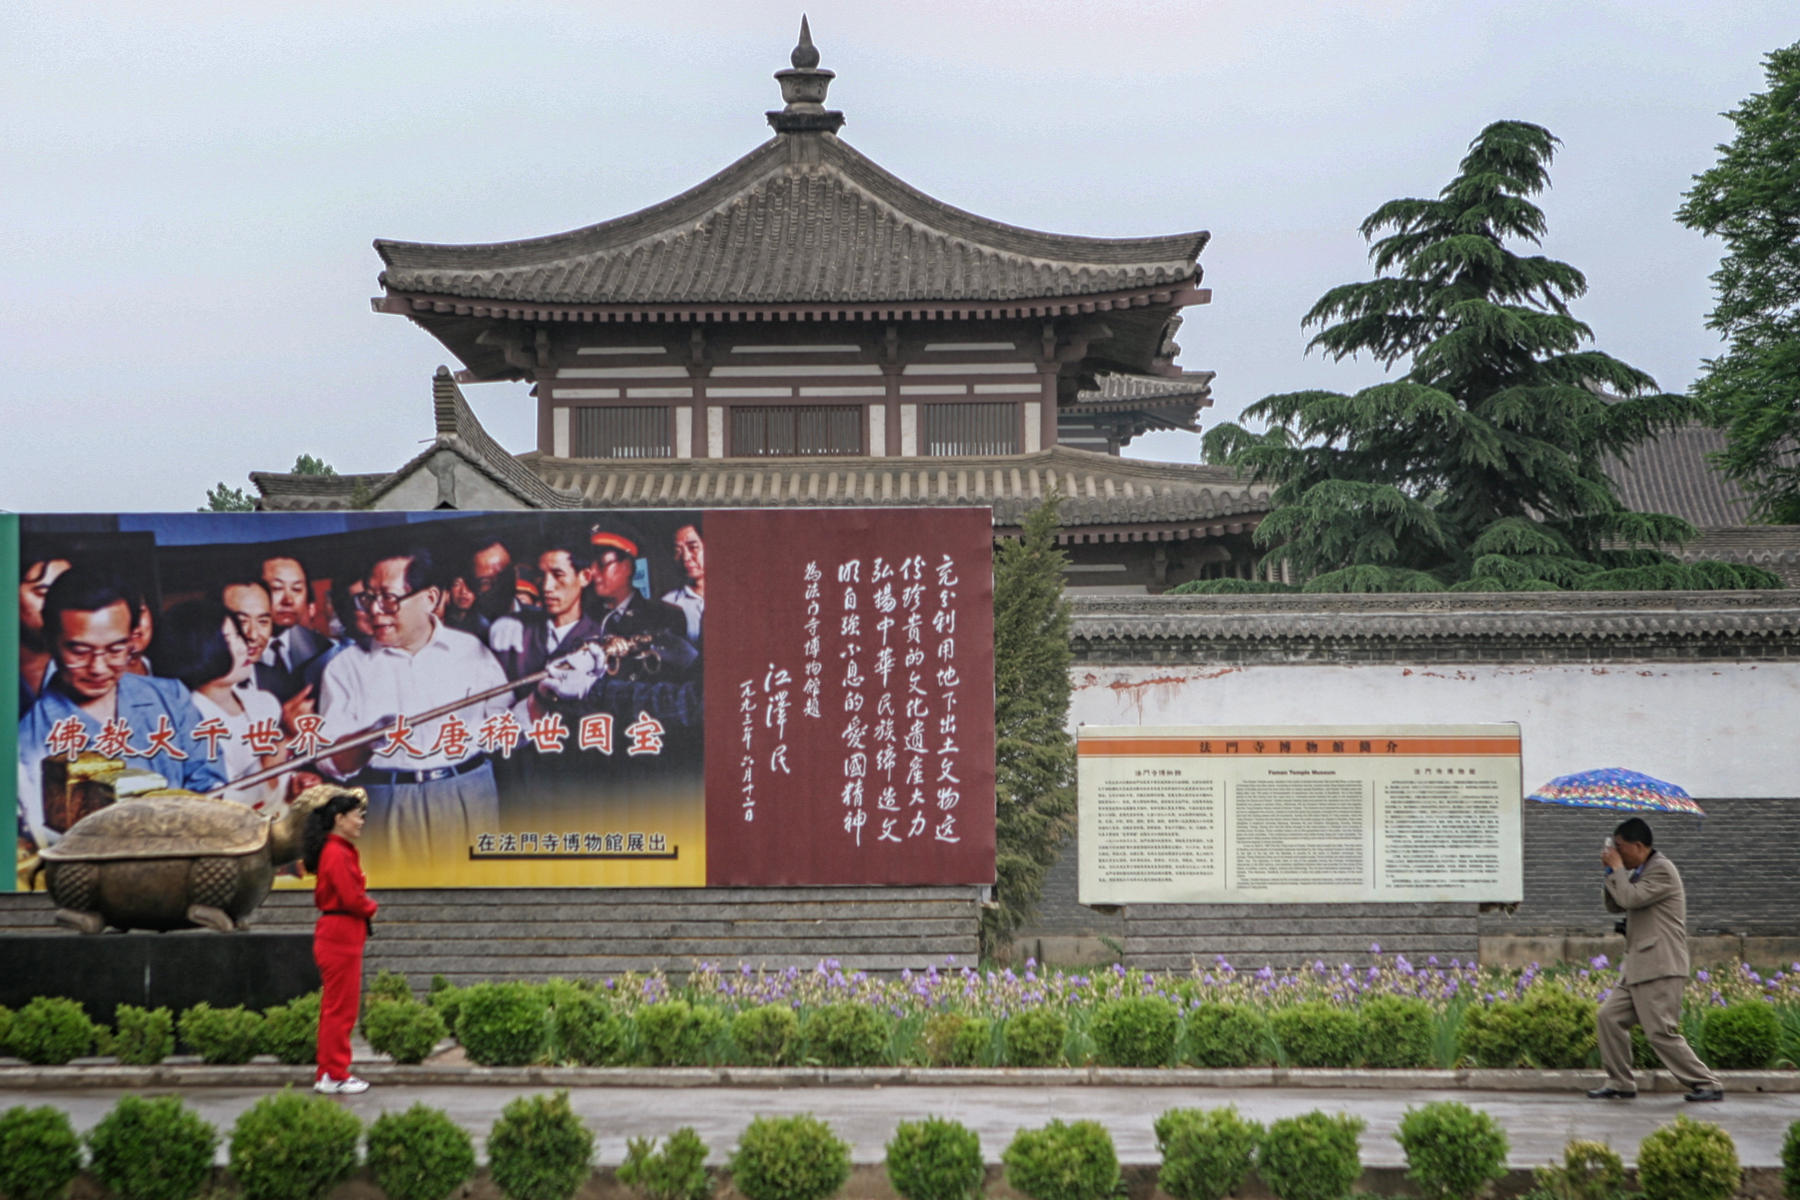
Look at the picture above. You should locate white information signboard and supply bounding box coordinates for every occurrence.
[1078,724,1522,905]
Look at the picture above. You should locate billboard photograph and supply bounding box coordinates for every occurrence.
[6,508,995,891]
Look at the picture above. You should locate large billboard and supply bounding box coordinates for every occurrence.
[7,509,995,891]
[1078,724,1522,905]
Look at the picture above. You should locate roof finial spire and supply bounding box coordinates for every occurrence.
[769,15,844,134]
[792,15,820,69]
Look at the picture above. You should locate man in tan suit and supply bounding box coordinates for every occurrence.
[1589,817,1723,1101]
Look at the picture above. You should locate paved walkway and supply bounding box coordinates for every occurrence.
[7,1082,1796,1167]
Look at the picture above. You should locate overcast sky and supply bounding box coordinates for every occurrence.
[4,2,1793,513]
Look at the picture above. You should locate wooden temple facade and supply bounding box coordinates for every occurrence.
[254,22,1276,592]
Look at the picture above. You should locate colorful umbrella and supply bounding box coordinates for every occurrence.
[1527,767,1705,816]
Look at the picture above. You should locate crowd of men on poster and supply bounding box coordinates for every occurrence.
[9,508,997,890]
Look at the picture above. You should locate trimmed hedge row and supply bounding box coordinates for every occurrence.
[0,1095,1781,1200]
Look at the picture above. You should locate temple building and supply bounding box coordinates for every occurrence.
[254,21,1276,592]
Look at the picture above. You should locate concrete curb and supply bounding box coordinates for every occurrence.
[1,1061,1795,1092]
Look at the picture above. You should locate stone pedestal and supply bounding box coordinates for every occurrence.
[0,931,320,1022]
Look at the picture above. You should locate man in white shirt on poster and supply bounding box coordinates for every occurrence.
[318,547,510,865]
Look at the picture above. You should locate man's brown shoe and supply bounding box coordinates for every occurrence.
[1586,1086,1637,1099]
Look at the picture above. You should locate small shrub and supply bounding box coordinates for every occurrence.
[886,1116,983,1200]
[427,981,466,1034]
[1258,1111,1364,1200]
[0,1106,82,1200]
[1526,1139,1627,1200]
[950,1016,993,1067]
[730,1004,800,1067]
[365,1103,477,1200]
[1781,1120,1800,1200]
[1003,1119,1120,1200]
[1362,996,1436,1069]
[1269,1002,1364,1069]
[488,1091,593,1200]
[260,992,322,1066]
[553,993,631,1066]
[456,982,550,1067]
[1459,989,1597,1069]
[616,1126,711,1200]
[0,1004,13,1056]
[1636,1116,1739,1200]
[635,1000,727,1067]
[9,996,97,1065]
[918,1012,970,1067]
[111,1005,175,1066]
[1004,1008,1068,1067]
[1154,1105,1262,1200]
[227,1090,362,1200]
[803,1001,892,1067]
[178,1002,264,1065]
[1702,1001,1781,1069]
[368,969,413,1004]
[86,1095,218,1200]
[1183,1003,1270,1068]
[1090,995,1180,1068]
[364,998,447,1065]
[1395,1101,1508,1200]
[728,1113,850,1200]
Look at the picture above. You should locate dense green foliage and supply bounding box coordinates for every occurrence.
[1257,1112,1365,1200]
[487,1092,593,1200]
[885,1116,985,1200]
[1524,1139,1629,1200]
[1002,1119,1120,1200]
[1701,1000,1781,1068]
[1205,121,1774,593]
[1782,1119,1800,1200]
[730,1004,800,1067]
[455,982,550,1066]
[616,1127,711,1200]
[1636,1116,1740,1200]
[8,997,97,1065]
[1004,1007,1068,1067]
[1361,995,1436,1068]
[987,493,1077,951]
[1677,41,1800,524]
[227,1090,362,1200]
[1457,988,1597,1068]
[802,1001,891,1067]
[86,1095,218,1200]
[178,1002,264,1065]
[727,1114,851,1200]
[1090,995,1181,1067]
[1395,1101,1509,1200]
[553,993,631,1066]
[363,998,448,1065]
[1182,1003,1270,1067]
[0,1106,83,1200]
[260,992,322,1066]
[635,998,726,1067]
[365,1104,477,1200]
[110,1004,175,1066]
[1270,1001,1364,1067]
[1153,1106,1262,1200]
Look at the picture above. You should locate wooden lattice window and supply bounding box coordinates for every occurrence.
[574,406,671,458]
[731,405,863,456]
[924,402,1018,456]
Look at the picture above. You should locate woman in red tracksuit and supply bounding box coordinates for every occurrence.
[303,790,379,1095]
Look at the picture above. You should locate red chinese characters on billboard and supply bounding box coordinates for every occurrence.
[703,509,995,886]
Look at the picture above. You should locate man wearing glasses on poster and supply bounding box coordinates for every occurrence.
[17,568,227,850]
[316,548,510,863]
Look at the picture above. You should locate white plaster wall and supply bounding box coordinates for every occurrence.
[1070,661,1800,799]
[372,452,526,511]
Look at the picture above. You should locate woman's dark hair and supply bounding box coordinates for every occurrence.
[154,599,237,691]
[302,791,369,874]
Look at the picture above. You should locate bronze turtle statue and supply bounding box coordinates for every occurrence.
[27,784,361,934]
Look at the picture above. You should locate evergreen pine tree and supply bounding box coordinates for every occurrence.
[1677,40,1800,524]
[986,493,1076,954]
[1205,120,1775,591]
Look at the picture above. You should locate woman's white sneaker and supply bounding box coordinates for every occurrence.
[314,1075,370,1095]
